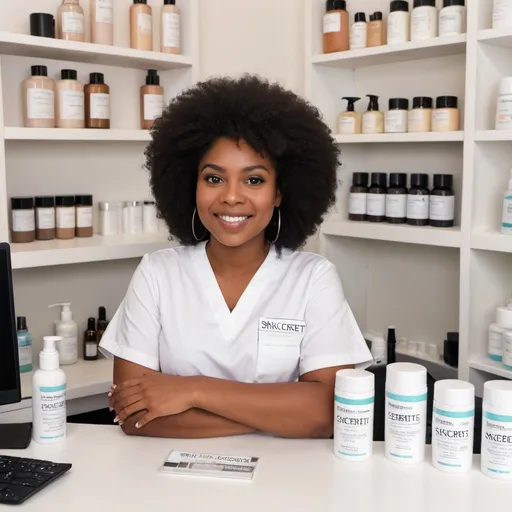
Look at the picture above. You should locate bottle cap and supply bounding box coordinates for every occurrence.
[443,0,464,6]
[98,306,107,321]
[17,316,28,331]
[336,369,374,395]
[354,12,366,22]
[49,303,73,322]
[75,195,93,206]
[61,69,77,80]
[35,196,55,208]
[386,362,427,394]
[87,317,96,331]
[372,11,383,20]
[99,201,118,211]
[89,72,105,85]
[133,0,148,3]
[483,381,512,411]
[40,336,62,371]
[412,96,433,109]
[436,95,458,109]
[11,197,34,210]
[146,69,160,86]
[371,172,387,187]
[390,0,410,12]
[352,172,369,187]
[446,331,459,343]
[414,0,436,7]
[326,0,346,10]
[389,98,409,110]
[410,173,429,188]
[31,65,48,77]
[342,96,360,112]
[30,13,55,38]
[433,174,453,189]
[366,94,379,111]
[164,0,176,4]
[434,380,474,408]
[389,173,407,187]
[55,195,75,207]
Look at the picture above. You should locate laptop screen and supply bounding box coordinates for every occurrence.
[0,243,21,406]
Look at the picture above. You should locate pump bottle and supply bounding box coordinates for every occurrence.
[32,336,67,444]
[362,95,384,134]
[338,97,361,135]
[49,303,78,365]
[502,169,512,235]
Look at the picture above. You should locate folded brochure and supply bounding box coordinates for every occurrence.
[161,450,259,480]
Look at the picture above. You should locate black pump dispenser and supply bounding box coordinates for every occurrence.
[366,94,379,111]
[342,97,360,112]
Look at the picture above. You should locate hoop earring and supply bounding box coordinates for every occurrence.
[192,208,207,242]
[269,207,281,244]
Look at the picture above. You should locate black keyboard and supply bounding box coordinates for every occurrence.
[0,455,72,505]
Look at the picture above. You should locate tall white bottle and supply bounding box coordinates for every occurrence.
[49,303,78,365]
[501,169,512,234]
[32,336,67,444]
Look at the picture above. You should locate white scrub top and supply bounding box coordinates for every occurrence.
[99,242,373,383]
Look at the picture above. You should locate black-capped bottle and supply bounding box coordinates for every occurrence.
[84,317,98,361]
[430,174,455,228]
[386,173,407,224]
[349,172,369,221]
[367,173,387,222]
[407,174,430,226]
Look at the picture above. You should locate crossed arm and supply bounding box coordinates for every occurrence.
[111,357,352,439]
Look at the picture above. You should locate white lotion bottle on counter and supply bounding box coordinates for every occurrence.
[49,303,78,365]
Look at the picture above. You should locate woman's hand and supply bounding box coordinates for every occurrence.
[109,374,199,429]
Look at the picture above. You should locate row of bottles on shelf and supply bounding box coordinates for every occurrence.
[323,0,466,54]
[17,304,109,373]
[30,0,181,54]
[23,66,165,130]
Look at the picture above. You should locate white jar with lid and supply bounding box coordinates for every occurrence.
[388,0,410,45]
[496,77,512,130]
[99,201,119,236]
[503,332,512,370]
[439,0,466,36]
[123,201,143,234]
[493,0,512,29]
[411,0,438,42]
[143,200,159,233]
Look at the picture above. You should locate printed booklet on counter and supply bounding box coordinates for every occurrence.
[160,450,259,480]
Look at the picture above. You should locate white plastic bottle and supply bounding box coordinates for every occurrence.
[432,380,475,473]
[411,0,438,42]
[49,303,78,365]
[496,77,512,131]
[493,0,512,29]
[388,0,410,45]
[350,12,367,50]
[385,362,428,464]
[501,169,512,234]
[439,0,466,36]
[481,380,512,480]
[503,331,512,370]
[32,336,67,444]
[334,369,375,461]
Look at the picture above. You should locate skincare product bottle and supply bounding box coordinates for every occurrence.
[387,326,397,364]
[334,369,375,461]
[503,331,512,369]
[369,332,387,364]
[443,332,459,368]
[84,317,98,361]
[432,380,475,473]
[367,172,387,222]
[493,0,512,29]
[99,201,119,236]
[407,173,430,226]
[385,98,409,133]
[85,72,110,129]
[10,197,35,244]
[408,96,433,132]
[130,0,153,51]
[481,380,512,480]
[367,12,386,47]
[55,195,76,240]
[97,306,109,343]
[90,0,114,45]
[496,77,512,131]
[123,201,144,234]
[349,172,369,221]
[388,0,410,45]
[143,200,159,233]
[386,173,407,224]
[338,97,361,134]
[57,0,85,42]
[17,317,33,374]
[362,95,384,134]
[501,169,512,234]
[30,13,55,38]
[432,96,460,132]
[56,69,85,129]
[496,300,512,328]
[430,174,454,228]
[323,0,349,54]
[35,196,56,241]
[350,12,367,50]
[439,0,466,36]
[75,195,94,238]
[385,362,428,464]
[488,306,512,362]
[161,0,181,54]
[23,65,56,128]
[49,303,78,365]
[32,336,67,444]
[411,0,438,42]
[141,70,164,129]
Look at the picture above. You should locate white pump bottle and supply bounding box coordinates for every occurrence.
[49,303,78,365]
[32,336,67,444]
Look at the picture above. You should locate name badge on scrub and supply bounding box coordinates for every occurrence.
[258,318,306,347]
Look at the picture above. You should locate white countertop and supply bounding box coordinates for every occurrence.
[2,424,511,512]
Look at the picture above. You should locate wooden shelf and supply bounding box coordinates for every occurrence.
[11,233,173,269]
[4,127,151,142]
[312,34,467,68]
[321,220,461,248]
[479,27,512,50]
[0,31,192,71]
[335,132,464,144]
[471,231,512,253]
[469,355,512,380]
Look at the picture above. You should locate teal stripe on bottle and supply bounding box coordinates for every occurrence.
[503,223,512,228]
[438,461,461,468]
[488,467,512,474]
[40,384,66,392]
[338,451,366,457]
[335,395,374,406]
[434,407,474,419]
[484,411,512,423]
[390,452,413,459]
[19,364,32,373]
[489,354,502,362]
[504,364,512,371]
[386,391,427,403]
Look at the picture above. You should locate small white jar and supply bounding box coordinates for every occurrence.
[503,331,512,370]
[488,323,509,362]
[388,0,410,45]
[99,201,119,236]
[350,12,367,50]
[411,0,438,42]
[439,0,466,36]
[496,77,512,131]
[122,201,143,235]
[493,0,512,29]
[143,200,159,233]
[385,98,409,133]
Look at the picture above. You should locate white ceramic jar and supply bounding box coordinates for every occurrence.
[411,0,438,42]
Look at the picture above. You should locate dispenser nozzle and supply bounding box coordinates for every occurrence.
[366,94,379,111]
[342,97,361,112]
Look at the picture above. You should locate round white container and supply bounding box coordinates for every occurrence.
[350,13,367,50]
[503,332,512,370]
[488,323,508,362]
[143,200,159,233]
[334,369,375,461]
[432,380,474,473]
[388,0,410,45]
[411,0,438,42]
[123,201,143,235]
[385,362,428,464]
[496,77,512,130]
[496,300,512,328]
[439,0,466,36]
[99,201,119,236]
[481,381,512,480]
[493,0,512,29]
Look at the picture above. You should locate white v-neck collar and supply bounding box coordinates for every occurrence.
[193,242,277,340]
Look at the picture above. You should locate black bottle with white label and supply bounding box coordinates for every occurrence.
[367,173,387,222]
[386,173,407,224]
[407,173,430,226]
[430,174,455,228]
[349,172,369,221]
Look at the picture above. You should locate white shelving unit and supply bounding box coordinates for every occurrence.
[306,0,512,393]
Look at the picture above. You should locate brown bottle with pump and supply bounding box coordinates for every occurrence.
[84,317,98,361]
[96,306,109,343]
